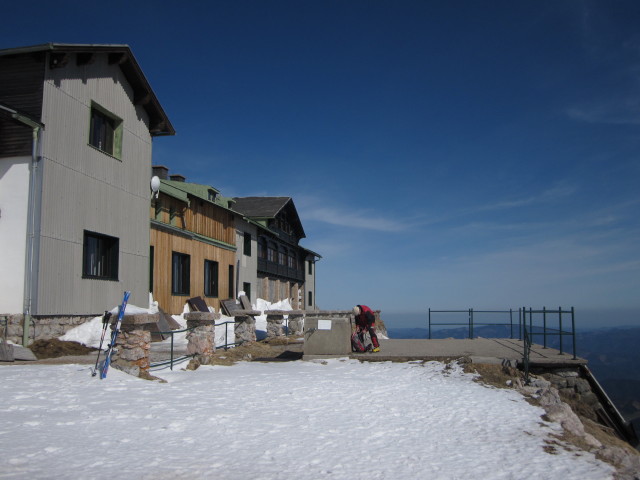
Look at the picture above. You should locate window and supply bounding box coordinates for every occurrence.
[288,251,296,269]
[243,282,251,301]
[267,242,276,262]
[278,246,287,265]
[89,103,122,158]
[171,252,190,295]
[258,237,267,259]
[308,260,313,275]
[243,232,251,256]
[308,291,313,307]
[228,265,235,299]
[83,231,119,280]
[204,260,219,297]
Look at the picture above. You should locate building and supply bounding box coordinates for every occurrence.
[150,166,236,314]
[232,197,321,310]
[0,43,173,343]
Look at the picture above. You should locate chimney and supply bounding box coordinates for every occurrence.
[152,165,169,180]
[170,174,186,182]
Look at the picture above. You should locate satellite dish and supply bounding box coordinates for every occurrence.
[150,176,160,198]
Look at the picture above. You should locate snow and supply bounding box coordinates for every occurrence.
[59,295,291,349]
[0,359,614,479]
[25,296,614,477]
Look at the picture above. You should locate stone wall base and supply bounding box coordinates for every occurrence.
[0,314,97,345]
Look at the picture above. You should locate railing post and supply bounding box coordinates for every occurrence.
[528,307,532,344]
[571,306,576,359]
[518,308,523,341]
[170,332,174,370]
[509,308,513,339]
[543,306,547,349]
[558,306,563,355]
[428,309,432,339]
[469,308,473,339]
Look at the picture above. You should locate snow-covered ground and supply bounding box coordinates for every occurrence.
[1,359,613,479]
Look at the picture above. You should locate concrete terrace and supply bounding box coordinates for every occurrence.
[348,338,586,367]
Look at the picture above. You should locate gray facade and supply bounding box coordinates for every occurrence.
[232,197,320,310]
[0,44,173,322]
[235,220,258,303]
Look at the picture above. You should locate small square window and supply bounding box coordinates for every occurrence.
[89,103,122,158]
[83,230,119,280]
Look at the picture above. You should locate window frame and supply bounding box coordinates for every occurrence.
[82,230,119,280]
[171,251,191,296]
[204,259,219,298]
[89,102,123,159]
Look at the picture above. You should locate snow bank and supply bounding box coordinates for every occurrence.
[59,303,152,349]
[59,295,296,350]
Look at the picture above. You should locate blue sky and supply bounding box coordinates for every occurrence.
[3,1,640,325]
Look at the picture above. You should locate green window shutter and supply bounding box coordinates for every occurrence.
[113,121,123,159]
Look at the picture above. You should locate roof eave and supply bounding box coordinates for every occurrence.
[0,43,175,137]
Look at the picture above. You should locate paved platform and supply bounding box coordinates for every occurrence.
[345,338,586,367]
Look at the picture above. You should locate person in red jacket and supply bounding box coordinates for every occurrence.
[353,305,380,352]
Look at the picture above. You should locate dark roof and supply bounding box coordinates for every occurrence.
[233,196,306,240]
[0,43,174,136]
[232,197,291,218]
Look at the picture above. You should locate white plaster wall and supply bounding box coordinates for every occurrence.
[235,221,258,302]
[0,157,30,313]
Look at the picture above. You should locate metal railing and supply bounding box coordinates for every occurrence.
[149,320,238,371]
[429,307,578,383]
[428,309,517,339]
[520,307,576,359]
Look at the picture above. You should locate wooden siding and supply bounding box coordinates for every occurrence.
[0,53,45,157]
[33,52,153,314]
[151,194,235,244]
[151,226,236,314]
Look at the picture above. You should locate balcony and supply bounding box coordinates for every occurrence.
[258,258,304,282]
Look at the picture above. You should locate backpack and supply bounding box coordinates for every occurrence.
[351,331,372,353]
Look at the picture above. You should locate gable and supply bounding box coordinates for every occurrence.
[0,43,174,137]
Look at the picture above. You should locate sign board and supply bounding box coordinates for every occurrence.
[318,319,332,330]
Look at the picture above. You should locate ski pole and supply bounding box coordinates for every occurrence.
[92,311,112,377]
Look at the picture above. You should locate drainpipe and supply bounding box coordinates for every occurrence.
[22,125,42,346]
[0,104,44,346]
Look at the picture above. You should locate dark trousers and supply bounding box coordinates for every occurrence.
[357,322,380,348]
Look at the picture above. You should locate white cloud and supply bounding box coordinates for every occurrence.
[472,184,577,212]
[303,206,407,232]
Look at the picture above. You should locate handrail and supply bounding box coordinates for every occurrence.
[149,320,239,371]
[428,309,516,339]
[520,307,576,360]
[429,306,578,381]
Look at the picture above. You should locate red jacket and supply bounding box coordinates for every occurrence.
[355,304,375,327]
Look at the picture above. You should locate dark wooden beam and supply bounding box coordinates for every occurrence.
[150,118,167,133]
[76,52,95,66]
[49,52,68,69]
[108,52,127,65]
[134,90,151,106]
